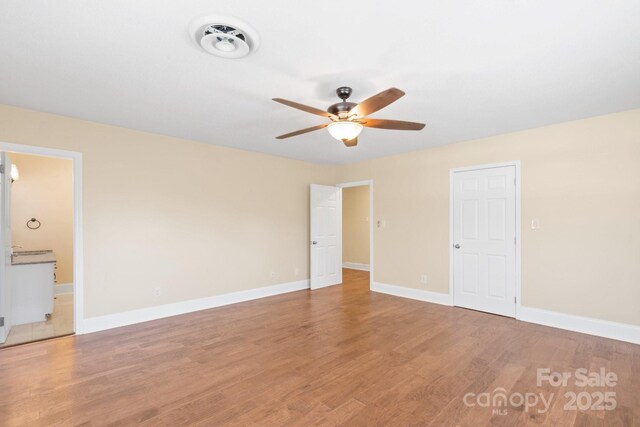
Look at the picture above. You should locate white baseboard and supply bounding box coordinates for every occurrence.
[371,282,452,306]
[82,279,309,334]
[343,262,370,271]
[79,278,640,345]
[54,283,74,295]
[518,306,640,345]
[371,282,640,345]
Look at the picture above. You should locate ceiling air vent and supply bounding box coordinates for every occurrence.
[190,16,260,59]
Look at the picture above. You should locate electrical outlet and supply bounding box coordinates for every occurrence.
[153,287,161,297]
[420,274,428,285]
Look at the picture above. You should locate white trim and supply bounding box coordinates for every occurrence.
[519,306,640,345]
[337,180,374,289]
[449,160,522,318]
[372,280,640,345]
[337,180,372,189]
[342,262,370,271]
[0,143,81,160]
[83,279,310,334]
[371,282,452,306]
[54,283,74,295]
[0,141,84,334]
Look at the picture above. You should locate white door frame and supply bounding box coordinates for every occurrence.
[336,180,374,289]
[448,161,521,317]
[0,141,84,335]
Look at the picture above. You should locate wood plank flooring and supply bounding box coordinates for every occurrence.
[0,269,638,426]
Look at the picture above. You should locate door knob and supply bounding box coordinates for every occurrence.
[311,241,318,245]
[454,244,460,249]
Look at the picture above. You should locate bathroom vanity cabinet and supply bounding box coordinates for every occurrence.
[9,251,56,325]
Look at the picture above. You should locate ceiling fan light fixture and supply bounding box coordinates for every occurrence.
[327,121,363,142]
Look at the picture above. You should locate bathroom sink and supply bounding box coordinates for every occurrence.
[13,250,53,256]
[11,250,56,265]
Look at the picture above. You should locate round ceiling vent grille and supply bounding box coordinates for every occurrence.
[190,16,260,59]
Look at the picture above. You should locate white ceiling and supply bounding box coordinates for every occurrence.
[1,1,639,164]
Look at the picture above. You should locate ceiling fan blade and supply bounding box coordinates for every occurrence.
[343,137,358,147]
[351,88,405,117]
[276,123,328,139]
[360,118,425,131]
[273,98,337,119]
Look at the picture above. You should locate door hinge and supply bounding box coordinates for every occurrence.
[0,164,4,174]
[514,297,517,304]
[514,236,516,244]
[0,317,4,327]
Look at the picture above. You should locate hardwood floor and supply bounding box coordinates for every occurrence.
[0,269,638,426]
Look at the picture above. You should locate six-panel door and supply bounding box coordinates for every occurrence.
[453,166,516,317]
[310,184,342,290]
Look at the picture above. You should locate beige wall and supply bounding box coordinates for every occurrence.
[2,104,639,328]
[342,186,370,265]
[10,153,74,284]
[0,105,335,318]
[336,109,640,326]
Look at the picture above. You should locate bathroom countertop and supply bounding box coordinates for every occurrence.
[11,250,56,266]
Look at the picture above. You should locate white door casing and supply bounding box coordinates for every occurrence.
[452,164,517,317]
[310,184,342,290]
[0,152,13,342]
[0,141,83,335]
[336,180,374,289]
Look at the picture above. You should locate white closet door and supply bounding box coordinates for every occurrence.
[453,165,516,317]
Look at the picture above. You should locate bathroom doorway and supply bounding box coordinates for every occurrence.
[0,144,82,347]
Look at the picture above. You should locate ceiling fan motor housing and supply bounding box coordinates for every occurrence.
[327,101,357,116]
[327,86,357,117]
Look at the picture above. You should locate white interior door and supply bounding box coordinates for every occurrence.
[310,184,342,290]
[452,165,516,317]
[0,152,13,342]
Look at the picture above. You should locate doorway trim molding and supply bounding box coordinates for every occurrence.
[0,141,84,334]
[448,161,521,318]
[336,180,373,289]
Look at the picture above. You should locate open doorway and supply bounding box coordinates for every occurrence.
[0,147,80,347]
[309,181,373,291]
[341,185,370,272]
[338,181,373,290]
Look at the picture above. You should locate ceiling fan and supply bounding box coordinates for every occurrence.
[273,87,425,147]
